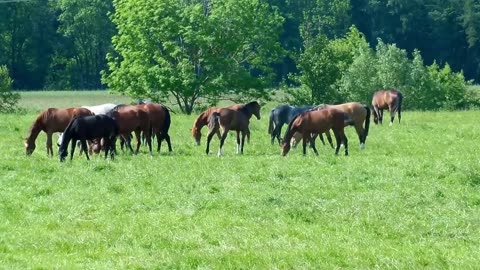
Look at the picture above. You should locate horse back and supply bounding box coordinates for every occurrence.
[217,108,248,130]
[332,102,366,122]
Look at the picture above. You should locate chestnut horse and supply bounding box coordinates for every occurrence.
[107,105,152,155]
[371,89,403,126]
[192,101,261,145]
[205,102,260,156]
[137,103,172,153]
[292,102,371,150]
[281,107,355,156]
[25,107,93,156]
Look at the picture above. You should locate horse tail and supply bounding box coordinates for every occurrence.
[268,109,274,135]
[208,112,221,131]
[363,105,370,137]
[397,92,403,123]
[161,105,171,138]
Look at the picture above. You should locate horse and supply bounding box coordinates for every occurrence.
[25,107,93,156]
[371,89,403,126]
[291,102,371,150]
[58,115,119,162]
[137,103,172,153]
[205,108,250,156]
[56,103,117,149]
[107,104,152,155]
[281,107,355,156]
[268,105,317,145]
[192,101,261,145]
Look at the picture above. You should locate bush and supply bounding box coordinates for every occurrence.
[0,66,20,113]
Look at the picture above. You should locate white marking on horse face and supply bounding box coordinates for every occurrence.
[360,143,365,150]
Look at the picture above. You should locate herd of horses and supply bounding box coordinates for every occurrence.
[23,89,403,161]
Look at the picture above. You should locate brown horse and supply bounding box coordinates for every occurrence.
[107,105,152,155]
[371,89,403,126]
[292,102,371,150]
[137,103,172,153]
[281,107,355,156]
[205,107,253,156]
[192,101,261,145]
[25,107,93,156]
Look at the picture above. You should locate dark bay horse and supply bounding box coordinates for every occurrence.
[372,89,403,126]
[292,102,371,150]
[25,107,93,156]
[281,107,355,156]
[137,103,172,153]
[204,102,261,156]
[107,105,152,155]
[59,115,119,162]
[192,101,261,145]
[268,105,317,145]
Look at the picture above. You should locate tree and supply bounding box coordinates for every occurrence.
[103,0,284,114]
[0,65,20,113]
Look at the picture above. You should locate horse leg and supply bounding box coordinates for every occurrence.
[272,124,282,145]
[205,130,216,155]
[379,109,384,125]
[318,133,326,146]
[165,134,173,152]
[46,132,53,157]
[342,131,349,156]
[302,134,308,156]
[241,129,247,154]
[333,130,342,155]
[218,129,229,157]
[156,131,162,152]
[145,130,153,156]
[236,131,241,154]
[354,123,366,150]
[134,131,142,155]
[80,140,90,160]
[389,106,395,126]
[126,134,135,154]
[310,134,319,156]
[70,138,77,160]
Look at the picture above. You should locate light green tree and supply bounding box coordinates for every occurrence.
[103,0,284,114]
[0,66,20,113]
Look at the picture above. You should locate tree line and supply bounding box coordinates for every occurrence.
[1,0,479,113]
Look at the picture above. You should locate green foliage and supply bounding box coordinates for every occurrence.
[0,65,20,113]
[103,0,284,114]
[289,26,367,105]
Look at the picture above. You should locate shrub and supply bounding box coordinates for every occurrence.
[0,66,20,113]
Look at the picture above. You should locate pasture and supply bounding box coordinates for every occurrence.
[1,91,480,268]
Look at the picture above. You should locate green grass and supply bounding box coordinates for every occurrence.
[1,91,480,268]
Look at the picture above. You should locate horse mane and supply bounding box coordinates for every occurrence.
[58,115,77,153]
[27,109,54,139]
[239,101,259,116]
[282,112,302,145]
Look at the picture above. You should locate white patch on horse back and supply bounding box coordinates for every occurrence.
[218,148,223,157]
[360,143,365,150]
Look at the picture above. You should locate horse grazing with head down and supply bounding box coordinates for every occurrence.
[291,102,371,150]
[107,104,152,155]
[191,101,261,145]
[268,105,318,145]
[25,107,93,156]
[59,115,119,162]
[281,107,355,156]
[205,102,260,156]
[371,89,403,126]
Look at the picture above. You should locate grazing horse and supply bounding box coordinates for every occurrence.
[192,101,261,145]
[371,89,403,126]
[107,105,152,155]
[137,103,172,153]
[25,107,93,156]
[59,115,119,162]
[292,102,371,150]
[281,107,355,156]
[205,108,251,156]
[57,103,117,148]
[268,105,317,145]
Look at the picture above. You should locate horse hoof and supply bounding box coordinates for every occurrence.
[360,143,365,150]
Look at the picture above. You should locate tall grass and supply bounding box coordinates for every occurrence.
[0,91,479,268]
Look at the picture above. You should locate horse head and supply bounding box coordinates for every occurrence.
[24,139,36,156]
[191,127,201,145]
[281,142,291,156]
[246,101,261,120]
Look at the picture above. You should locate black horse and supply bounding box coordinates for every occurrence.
[268,105,330,146]
[59,115,119,162]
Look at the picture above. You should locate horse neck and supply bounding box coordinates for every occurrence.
[282,122,297,145]
[26,118,44,143]
[239,106,253,119]
[194,111,209,130]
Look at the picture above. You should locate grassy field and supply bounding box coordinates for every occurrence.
[1,91,480,268]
